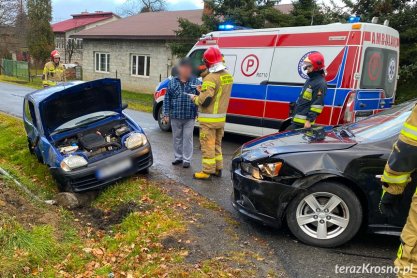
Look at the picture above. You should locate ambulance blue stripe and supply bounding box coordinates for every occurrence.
[336,47,349,88]
[231,83,351,106]
[231,84,266,100]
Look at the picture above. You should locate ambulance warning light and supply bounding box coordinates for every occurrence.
[219,24,235,31]
[348,15,361,23]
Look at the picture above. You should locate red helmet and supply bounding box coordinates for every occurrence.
[304,52,325,71]
[51,50,60,59]
[203,47,223,68]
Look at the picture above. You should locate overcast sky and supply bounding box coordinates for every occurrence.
[51,0,205,22]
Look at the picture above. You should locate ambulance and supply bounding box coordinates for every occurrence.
[153,21,400,137]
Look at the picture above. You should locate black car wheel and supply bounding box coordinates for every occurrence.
[157,105,171,132]
[286,181,362,248]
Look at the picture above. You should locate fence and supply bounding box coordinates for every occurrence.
[1,59,29,80]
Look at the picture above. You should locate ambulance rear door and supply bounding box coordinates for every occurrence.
[354,24,400,121]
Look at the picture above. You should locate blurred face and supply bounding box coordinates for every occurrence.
[303,63,313,73]
[178,64,192,79]
[53,57,60,63]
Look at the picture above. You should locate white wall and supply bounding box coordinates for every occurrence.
[82,39,174,93]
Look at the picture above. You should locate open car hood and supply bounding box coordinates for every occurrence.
[241,127,357,162]
[40,79,122,135]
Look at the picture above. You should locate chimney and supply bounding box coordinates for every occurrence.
[203,0,213,16]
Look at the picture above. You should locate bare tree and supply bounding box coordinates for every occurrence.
[66,38,81,63]
[0,0,21,26]
[118,0,166,16]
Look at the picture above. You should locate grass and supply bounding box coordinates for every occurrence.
[122,90,154,113]
[0,112,257,277]
[0,74,155,113]
[0,112,185,276]
[0,113,57,199]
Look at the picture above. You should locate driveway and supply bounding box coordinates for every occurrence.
[0,82,399,278]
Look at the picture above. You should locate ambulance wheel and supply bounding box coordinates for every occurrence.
[286,181,362,248]
[157,105,171,132]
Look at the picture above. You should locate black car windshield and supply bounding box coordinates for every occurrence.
[343,100,415,142]
[52,111,117,134]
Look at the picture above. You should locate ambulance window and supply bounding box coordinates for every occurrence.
[360,47,397,98]
[189,49,206,76]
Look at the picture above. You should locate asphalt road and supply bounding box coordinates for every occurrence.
[0,82,400,278]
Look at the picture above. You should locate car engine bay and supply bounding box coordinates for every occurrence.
[56,120,132,159]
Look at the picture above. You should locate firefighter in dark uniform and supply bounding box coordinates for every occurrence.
[287,52,327,130]
[379,105,417,277]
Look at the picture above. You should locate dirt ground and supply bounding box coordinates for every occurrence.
[0,180,60,229]
[0,174,288,277]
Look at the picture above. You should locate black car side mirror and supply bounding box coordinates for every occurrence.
[122,103,128,110]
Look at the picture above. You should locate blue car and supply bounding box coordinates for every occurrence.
[23,78,153,192]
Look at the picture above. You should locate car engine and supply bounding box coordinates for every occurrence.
[56,121,131,158]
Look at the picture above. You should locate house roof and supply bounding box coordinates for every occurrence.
[52,11,119,33]
[74,4,292,40]
[74,10,203,40]
[274,3,293,14]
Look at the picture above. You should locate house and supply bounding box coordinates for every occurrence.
[0,26,29,61]
[74,10,203,92]
[74,4,293,93]
[52,11,120,64]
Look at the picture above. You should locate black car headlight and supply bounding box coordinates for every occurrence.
[240,160,302,183]
[241,162,263,179]
[241,162,283,180]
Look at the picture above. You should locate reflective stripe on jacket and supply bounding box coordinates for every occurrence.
[382,105,417,194]
[292,71,327,125]
[400,105,417,146]
[194,70,233,128]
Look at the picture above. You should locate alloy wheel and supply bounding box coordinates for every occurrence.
[296,192,350,240]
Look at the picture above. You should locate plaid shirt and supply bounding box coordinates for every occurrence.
[162,76,201,120]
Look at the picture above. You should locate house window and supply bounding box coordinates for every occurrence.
[95,52,110,73]
[131,54,150,77]
[76,39,83,49]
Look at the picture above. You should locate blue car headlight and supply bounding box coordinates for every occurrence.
[125,133,147,150]
[60,155,88,172]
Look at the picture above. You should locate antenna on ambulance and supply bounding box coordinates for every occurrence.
[384,20,390,26]
[371,17,379,24]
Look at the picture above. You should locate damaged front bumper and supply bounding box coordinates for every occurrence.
[231,168,298,228]
[50,143,153,192]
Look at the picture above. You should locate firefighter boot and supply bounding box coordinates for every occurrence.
[194,171,211,180]
[395,193,417,277]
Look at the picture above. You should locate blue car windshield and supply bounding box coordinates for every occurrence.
[53,111,118,134]
[345,101,415,142]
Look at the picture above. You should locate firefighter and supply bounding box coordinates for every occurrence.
[190,47,233,180]
[380,105,417,277]
[287,52,327,130]
[43,50,66,87]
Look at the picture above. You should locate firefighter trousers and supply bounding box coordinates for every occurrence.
[396,191,417,277]
[199,123,224,174]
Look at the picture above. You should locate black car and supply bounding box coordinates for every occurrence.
[232,100,416,247]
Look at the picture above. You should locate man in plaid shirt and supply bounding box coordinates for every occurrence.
[162,58,201,168]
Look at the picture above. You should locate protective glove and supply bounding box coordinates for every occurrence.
[379,189,402,218]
